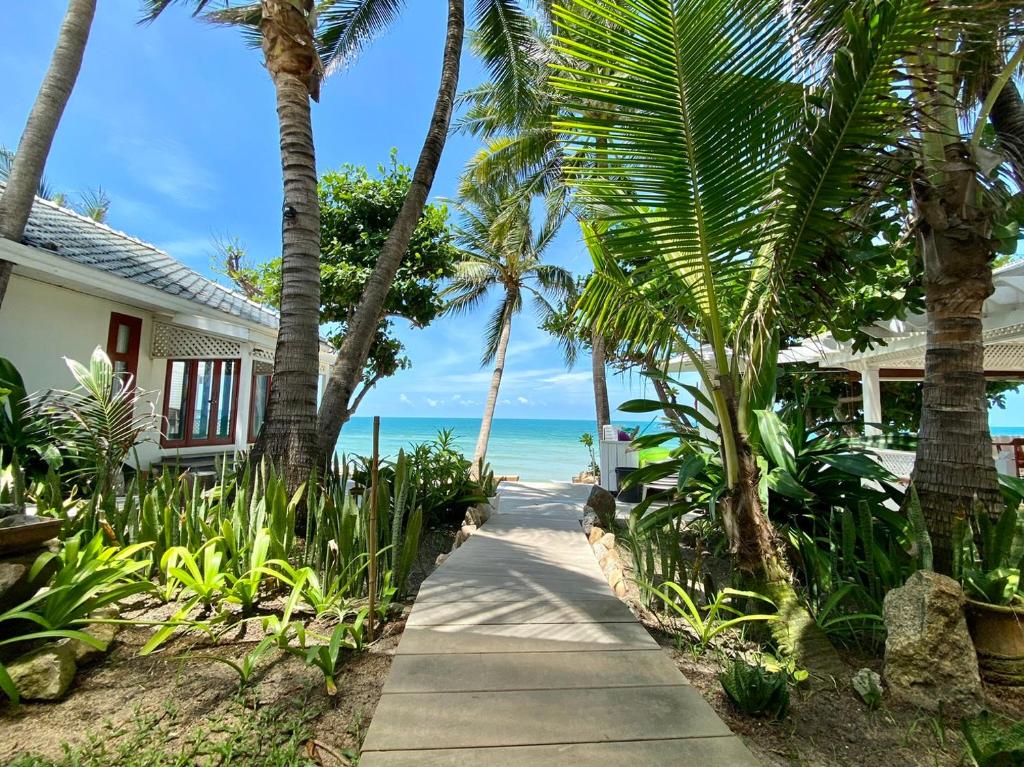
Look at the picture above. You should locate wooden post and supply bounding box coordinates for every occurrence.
[367,415,380,642]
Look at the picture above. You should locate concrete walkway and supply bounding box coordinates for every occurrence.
[359,482,758,766]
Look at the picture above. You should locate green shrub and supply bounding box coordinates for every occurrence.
[719,657,790,719]
[962,711,1024,767]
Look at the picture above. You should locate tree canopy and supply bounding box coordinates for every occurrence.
[226,155,458,412]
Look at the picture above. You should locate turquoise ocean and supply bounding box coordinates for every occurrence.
[336,417,650,481]
[335,419,1024,482]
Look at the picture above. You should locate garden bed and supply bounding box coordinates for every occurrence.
[0,523,457,766]
[612,532,1024,767]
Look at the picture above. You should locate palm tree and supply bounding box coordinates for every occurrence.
[315,0,557,462]
[1,146,111,222]
[552,0,962,666]
[143,0,420,491]
[905,25,1024,572]
[0,0,97,310]
[316,0,466,462]
[444,180,572,467]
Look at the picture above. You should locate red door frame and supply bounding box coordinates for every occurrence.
[160,358,241,448]
[106,312,143,383]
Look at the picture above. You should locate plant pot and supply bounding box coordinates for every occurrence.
[965,598,1024,686]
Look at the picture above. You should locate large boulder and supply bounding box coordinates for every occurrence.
[7,642,77,701]
[0,545,59,615]
[883,570,982,715]
[586,486,617,530]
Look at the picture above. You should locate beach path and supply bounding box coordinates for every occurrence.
[359,481,759,766]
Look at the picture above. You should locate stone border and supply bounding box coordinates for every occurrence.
[434,497,497,568]
[582,505,627,597]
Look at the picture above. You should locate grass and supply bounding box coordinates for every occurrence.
[7,695,328,767]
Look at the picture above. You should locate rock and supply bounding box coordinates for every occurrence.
[7,642,77,700]
[599,548,621,570]
[883,570,982,716]
[452,529,470,550]
[599,532,616,550]
[64,606,120,664]
[0,547,59,614]
[586,486,617,529]
[435,553,449,567]
[587,526,605,546]
[592,543,608,563]
[581,508,599,536]
[460,524,478,538]
[464,505,490,527]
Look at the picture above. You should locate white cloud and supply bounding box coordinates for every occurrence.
[451,393,461,400]
[426,398,440,407]
[517,396,530,405]
[542,372,593,386]
[499,399,511,405]
[116,135,218,208]
[399,394,411,405]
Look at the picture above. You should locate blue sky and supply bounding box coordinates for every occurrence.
[4,2,1023,427]
[2,0,655,422]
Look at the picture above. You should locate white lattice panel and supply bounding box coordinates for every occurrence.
[151,322,242,359]
[874,449,915,479]
[252,346,274,364]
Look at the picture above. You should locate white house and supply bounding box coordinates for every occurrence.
[0,189,335,470]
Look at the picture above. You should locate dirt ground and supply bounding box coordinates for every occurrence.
[617,536,1024,767]
[0,523,457,766]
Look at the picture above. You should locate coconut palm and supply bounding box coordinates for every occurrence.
[315,0,557,461]
[904,25,1024,572]
[144,0,355,490]
[0,0,97,310]
[444,180,572,467]
[551,0,973,665]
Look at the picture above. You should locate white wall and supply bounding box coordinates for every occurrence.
[0,274,164,394]
[0,273,331,470]
[0,274,168,467]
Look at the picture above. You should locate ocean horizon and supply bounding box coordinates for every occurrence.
[335,416,652,481]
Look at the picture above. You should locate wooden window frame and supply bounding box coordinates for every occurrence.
[161,358,241,448]
[106,312,143,383]
[248,371,272,443]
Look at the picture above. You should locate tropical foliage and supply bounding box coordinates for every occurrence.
[444,177,572,465]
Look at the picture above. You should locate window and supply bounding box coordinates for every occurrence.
[106,313,142,385]
[249,372,271,442]
[162,359,240,447]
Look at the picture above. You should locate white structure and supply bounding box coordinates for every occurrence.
[598,424,638,492]
[0,190,335,470]
[664,261,1024,479]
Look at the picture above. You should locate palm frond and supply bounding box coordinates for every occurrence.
[318,0,407,75]
[473,0,546,127]
[481,289,520,364]
[552,0,798,354]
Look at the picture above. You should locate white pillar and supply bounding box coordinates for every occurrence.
[861,366,882,436]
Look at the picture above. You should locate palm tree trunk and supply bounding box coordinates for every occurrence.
[316,0,465,462]
[250,0,322,494]
[984,74,1024,182]
[474,311,512,467]
[717,384,845,678]
[591,331,611,431]
[911,142,1000,574]
[0,0,95,310]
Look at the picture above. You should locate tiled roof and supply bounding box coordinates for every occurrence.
[7,183,280,331]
